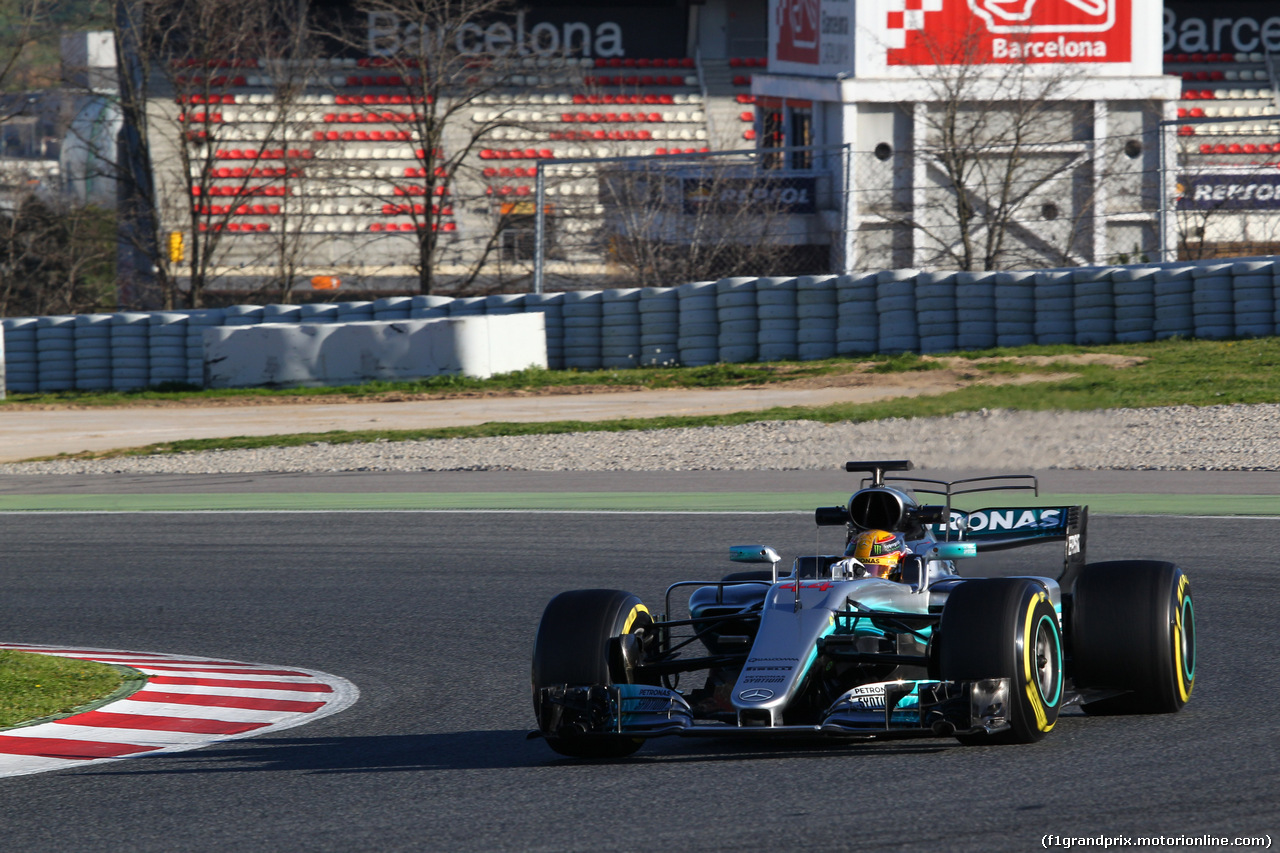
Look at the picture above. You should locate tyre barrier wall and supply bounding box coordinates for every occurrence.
[3,258,1280,393]
[204,315,547,388]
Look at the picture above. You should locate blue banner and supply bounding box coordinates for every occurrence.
[1176,173,1280,210]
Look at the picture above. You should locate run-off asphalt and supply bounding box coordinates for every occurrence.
[0,511,1273,852]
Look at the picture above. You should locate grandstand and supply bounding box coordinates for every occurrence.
[118,0,786,301]
[58,0,1280,302]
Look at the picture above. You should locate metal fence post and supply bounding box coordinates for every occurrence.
[1157,116,1170,263]
[533,165,546,294]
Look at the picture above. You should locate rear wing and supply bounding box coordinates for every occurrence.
[928,505,1088,585]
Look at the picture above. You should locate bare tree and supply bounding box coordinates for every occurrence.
[0,0,58,95]
[333,0,547,294]
[0,194,114,316]
[866,28,1111,271]
[591,154,815,287]
[82,0,323,309]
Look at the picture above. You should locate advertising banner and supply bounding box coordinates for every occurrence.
[882,0,1132,66]
[1176,173,1280,210]
[360,4,688,59]
[1163,1,1280,55]
[769,0,1161,77]
[772,0,856,74]
[682,176,819,214]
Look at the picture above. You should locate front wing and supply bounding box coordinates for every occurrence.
[535,678,1016,742]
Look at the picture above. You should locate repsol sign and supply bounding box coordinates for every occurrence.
[1163,1,1280,53]
[1177,173,1280,210]
[682,177,818,215]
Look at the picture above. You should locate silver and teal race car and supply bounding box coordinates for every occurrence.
[531,460,1196,758]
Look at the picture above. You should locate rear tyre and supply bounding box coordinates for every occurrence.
[937,579,1063,745]
[531,589,653,758]
[1071,561,1195,714]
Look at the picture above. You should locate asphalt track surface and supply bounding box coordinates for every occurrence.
[0,510,1275,852]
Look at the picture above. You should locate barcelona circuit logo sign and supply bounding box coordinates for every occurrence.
[885,0,1131,65]
[776,0,822,64]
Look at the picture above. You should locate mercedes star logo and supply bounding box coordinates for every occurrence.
[738,688,775,701]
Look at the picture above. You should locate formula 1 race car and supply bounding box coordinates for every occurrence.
[530,460,1196,758]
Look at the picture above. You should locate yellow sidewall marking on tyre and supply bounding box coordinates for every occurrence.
[1023,593,1052,732]
[1174,575,1194,703]
[622,604,649,635]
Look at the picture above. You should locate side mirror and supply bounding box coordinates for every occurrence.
[932,541,977,560]
[730,545,781,564]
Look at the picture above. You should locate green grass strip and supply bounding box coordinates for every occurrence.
[1,492,1278,515]
[0,651,141,730]
[28,336,1280,462]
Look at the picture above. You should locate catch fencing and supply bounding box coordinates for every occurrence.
[3,257,1279,394]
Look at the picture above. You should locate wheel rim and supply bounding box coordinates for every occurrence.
[1033,615,1063,706]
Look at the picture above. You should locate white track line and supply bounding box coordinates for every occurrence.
[0,643,359,779]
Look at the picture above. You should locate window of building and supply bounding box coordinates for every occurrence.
[789,107,813,170]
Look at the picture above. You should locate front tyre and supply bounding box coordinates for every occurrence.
[1071,561,1195,714]
[531,588,653,758]
[937,578,1063,745]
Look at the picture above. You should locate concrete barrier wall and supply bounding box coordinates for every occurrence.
[204,315,547,389]
[3,257,1280,392]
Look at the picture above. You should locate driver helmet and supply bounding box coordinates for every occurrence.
[846,529,908,579]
